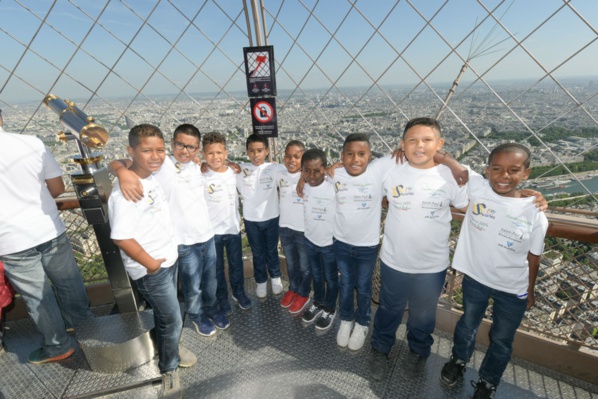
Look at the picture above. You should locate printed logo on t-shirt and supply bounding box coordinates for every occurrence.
[498,227,525,243]
[334,181,347,193]
[391,184,414,198]
[498,239,516,252]
[207,183,224,195]
[242,168,252,177]
[471,202,496,219]
[279,178,289,189]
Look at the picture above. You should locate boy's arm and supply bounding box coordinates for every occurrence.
[108,159,144,202]
[296,176,306,198]
[435,150,468,186]
[113,238,165,274]
[527,252,541,309]
[518,189,548,212]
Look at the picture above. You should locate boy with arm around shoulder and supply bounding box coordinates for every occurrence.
[108,124,184,398]
[440,143,549,399]
[369,117,469,380]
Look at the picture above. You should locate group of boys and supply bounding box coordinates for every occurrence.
[95,116,547,399]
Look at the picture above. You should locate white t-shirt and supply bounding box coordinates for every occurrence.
[155,156,214,245]
[451,171,549,296]
[236,162,286,222]
[203,167,241,235]
[108,174,178,280]
[278,170,305,231]
[332,156,395,246]
[303,180,336,247]
[380,163,469,274]
[0,131,66,255]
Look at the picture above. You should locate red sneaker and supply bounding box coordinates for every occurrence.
[289,295,310,314]
[281,291,297,308]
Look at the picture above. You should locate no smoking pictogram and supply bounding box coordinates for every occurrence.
[253,101,274,123]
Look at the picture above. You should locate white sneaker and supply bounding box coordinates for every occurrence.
[337,320,353,347]
[271,277,283,295]
[256,282,267,298]
[348,323,369,351]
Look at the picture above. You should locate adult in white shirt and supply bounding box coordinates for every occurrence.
[0,126,91,364]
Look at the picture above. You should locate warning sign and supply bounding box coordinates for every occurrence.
[250,97,278,138]
[244,46,277,98]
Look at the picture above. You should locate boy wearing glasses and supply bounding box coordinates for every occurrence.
[109,124,229,339]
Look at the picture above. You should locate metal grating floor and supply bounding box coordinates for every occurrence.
[1,279,597,399]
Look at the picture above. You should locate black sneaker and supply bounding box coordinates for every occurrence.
[315,310,336,331]
[440,356,466,387]
[472,379,496,399]
[302,304,323,323]
[232,291,252,310]
[370,350,388,381]
[402,349,426,378]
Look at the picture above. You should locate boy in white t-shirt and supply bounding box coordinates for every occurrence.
[333,133,397,351]
[299,149,338,331]
[110,124,228,339]
[369,117,469,380]
[108,124,191,397]
[440,143,548,399]
[278,140,312,315]
[201,132,252,313]
[236,134,286,299]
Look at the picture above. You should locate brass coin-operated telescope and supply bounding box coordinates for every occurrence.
[44,94,109,174]
[44,95,152,375]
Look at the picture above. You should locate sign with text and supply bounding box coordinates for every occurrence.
[250,97,278,137]
[244,46,277,97]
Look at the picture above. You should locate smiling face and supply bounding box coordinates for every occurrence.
[341,140,372,177]
[284,144,304,174]
[247,141,269,166]
[302,158,326,187]
[127,136,166,178]
[401,124,444,169]
[203,142,228,172]
[485,150,531,197]
[171,133,200,164]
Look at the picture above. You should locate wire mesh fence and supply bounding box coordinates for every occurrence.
[1,0,597,352]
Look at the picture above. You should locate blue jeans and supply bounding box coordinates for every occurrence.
[135,264,182,374]
[245,217,281,284]
[452,274,528,386]
[280,227,311,297]
[178,237,217,323]
[214,233,246,307]
[371,262,446,357]
[305,238,338,312]
[0,232,91,357]
[334,239,378,326]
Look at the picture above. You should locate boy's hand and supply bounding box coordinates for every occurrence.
[519,189,548,212]
[452,166,469,187]
[296,177,306,198]
[326,161,344,178]
[118,168,144,202]
[146,258,166,275]
[527,290,535,309]
[192,156,202,165]
[391,148,406,164]
[200,162,208,173]
[226,161,241,173]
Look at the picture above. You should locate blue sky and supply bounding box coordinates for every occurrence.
[0,0,597,103]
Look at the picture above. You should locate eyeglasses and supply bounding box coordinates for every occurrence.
[173,141,199,152]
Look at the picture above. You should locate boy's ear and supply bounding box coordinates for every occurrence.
[522,167,531,181]
[400,140,405,152]
[127,146,134,159]
[437,137,445,150]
